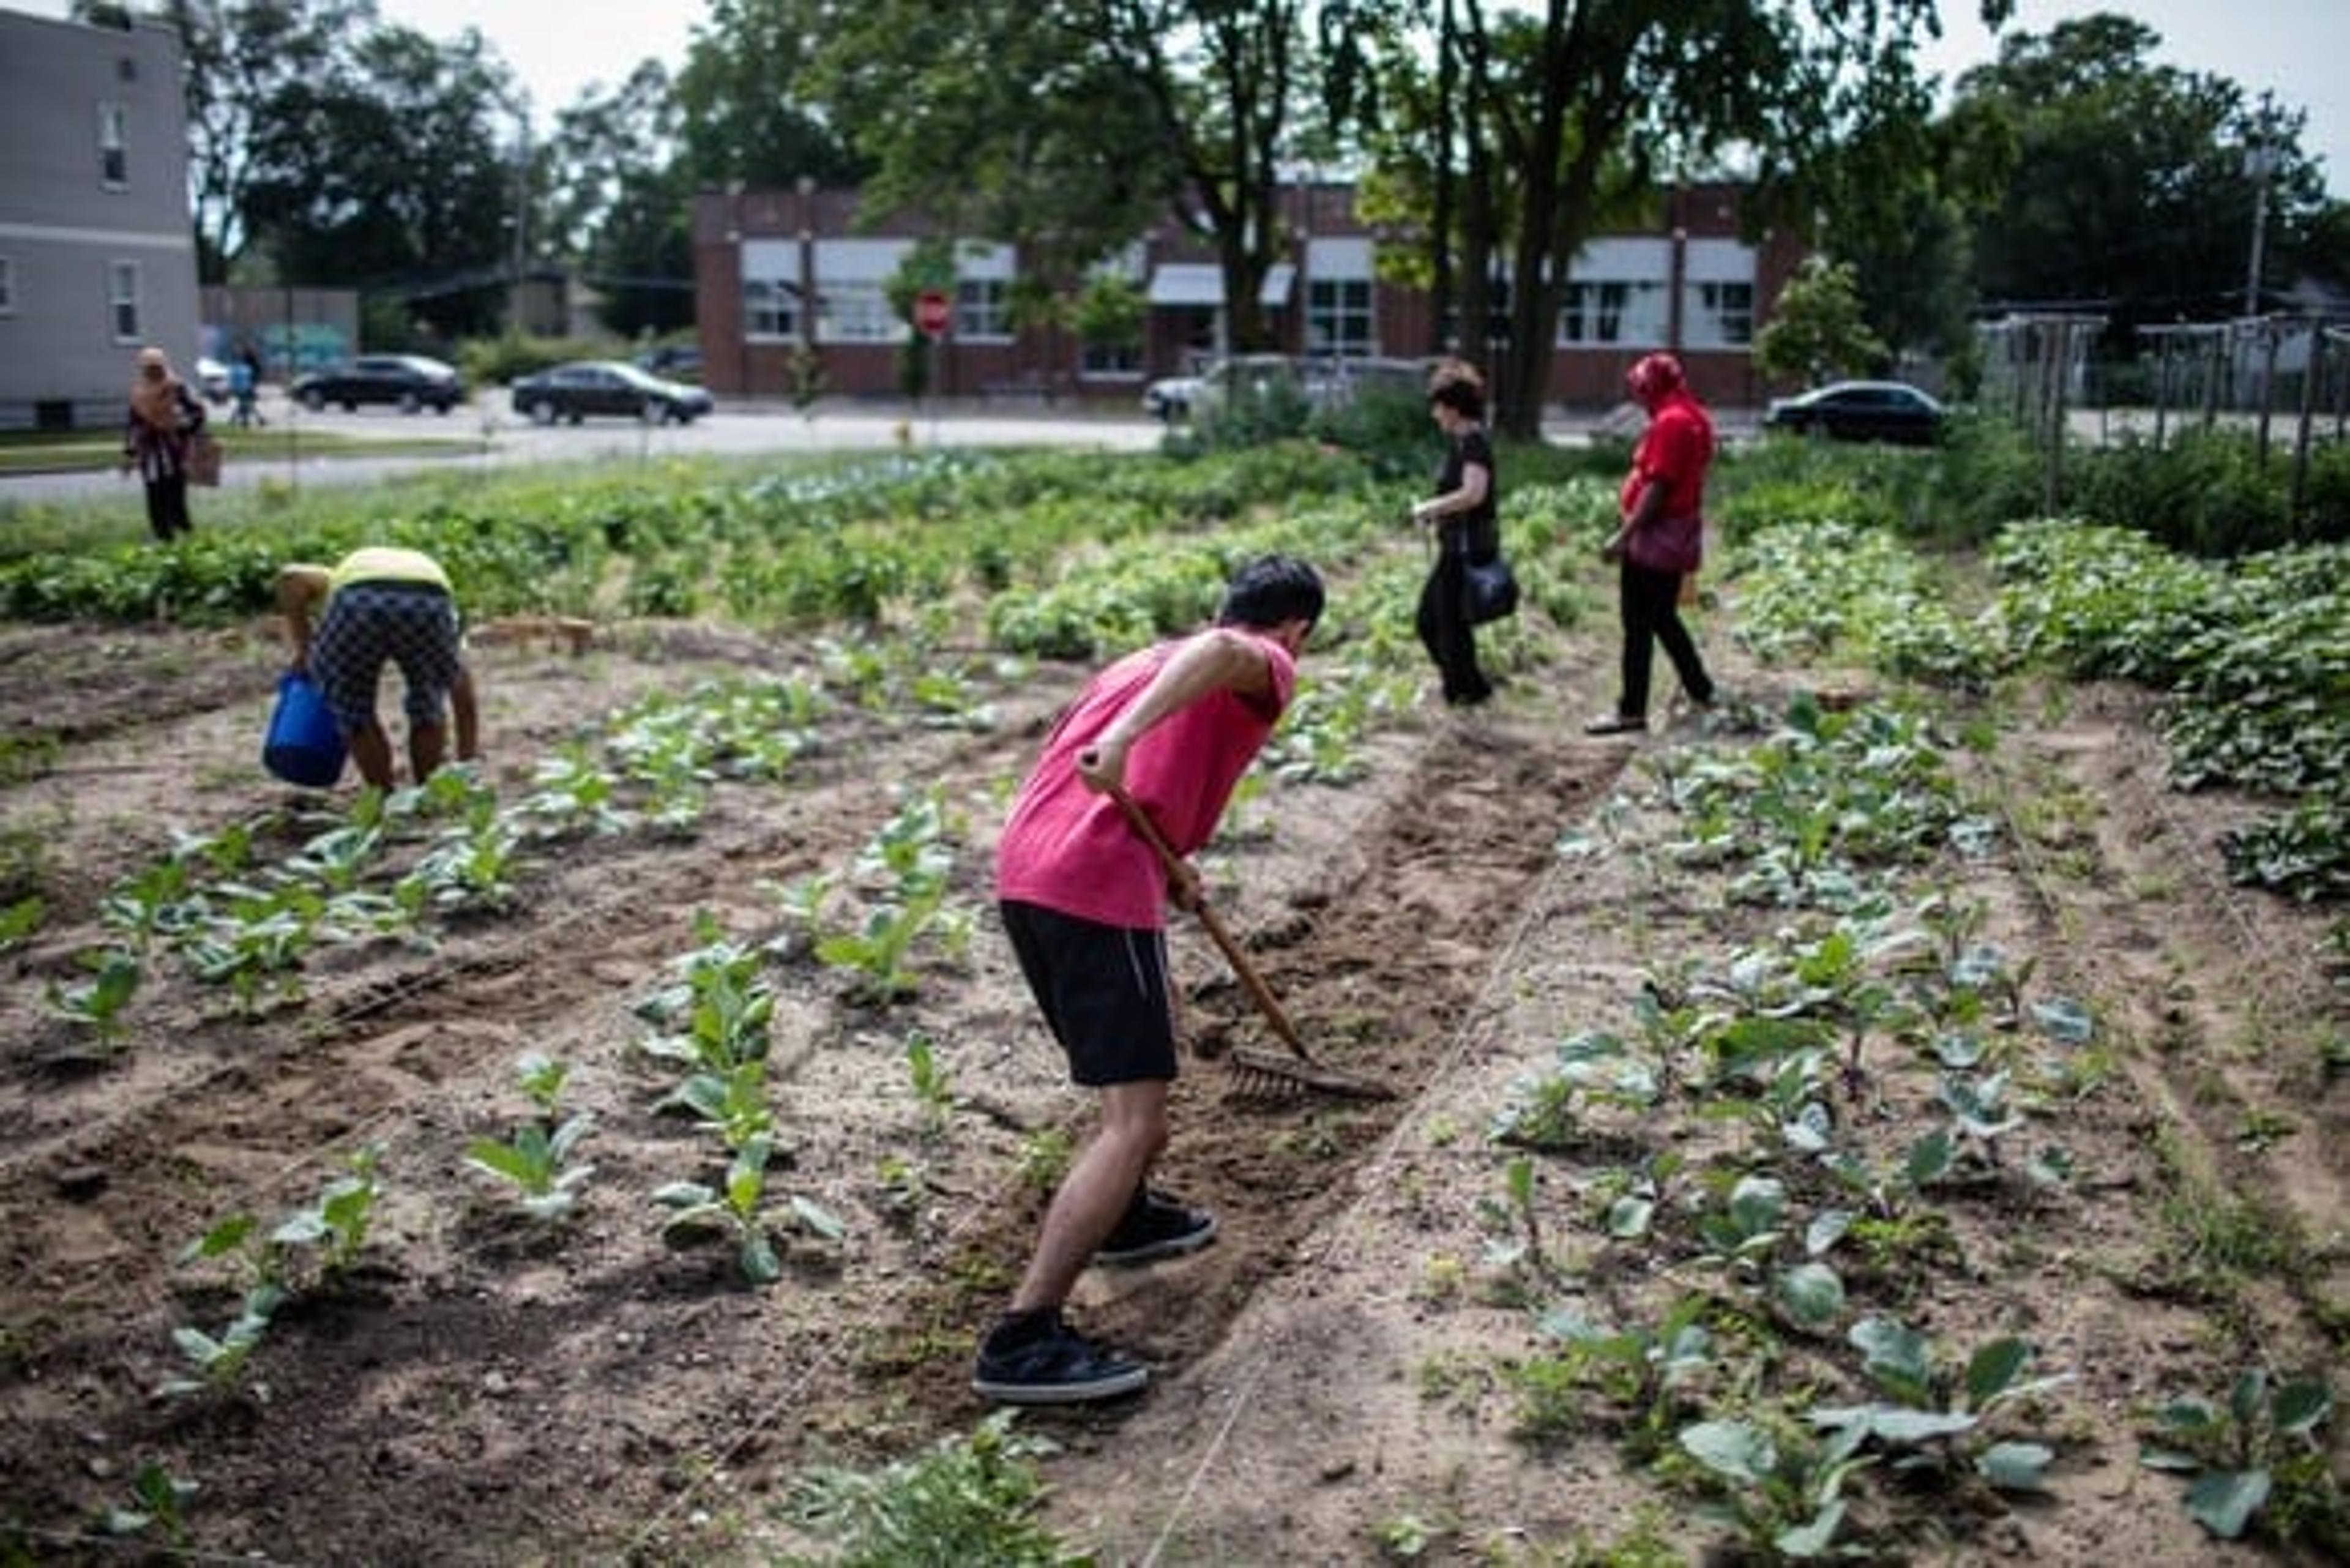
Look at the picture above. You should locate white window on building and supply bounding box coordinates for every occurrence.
[1685,281,1755,348]
[1681,240,1757,349]
[108,260,140,342]
[956,278,1010,340]
[1557,280,1675,346]
[1556,237,1671,347]
[743,277,798,339]
[952,243,1016,340]
[818,282,898,343]
[99,102,129,189]
[740,239,803,340]
[1307,279,1375,357]
[0,255,15,316]
[1305,236,1377,358]
[812,237,913,344]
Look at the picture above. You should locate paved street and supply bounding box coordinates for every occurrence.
[0,392,1168,505]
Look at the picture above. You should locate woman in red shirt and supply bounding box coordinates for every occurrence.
[1589,353,1716,734]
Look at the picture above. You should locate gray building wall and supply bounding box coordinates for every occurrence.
[0,9,201,431]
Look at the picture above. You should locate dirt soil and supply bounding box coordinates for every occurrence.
[0,598,2341,1566]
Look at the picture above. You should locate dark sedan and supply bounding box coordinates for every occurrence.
[511,361,715,425]
[1762,380,1945,445]
[291,354,463,414]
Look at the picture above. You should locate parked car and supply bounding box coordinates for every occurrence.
[194,356,231,404]
[1762,380,1945,445]
[1143,354,1326,422]
[291,354,463,414]
[510,360,715,425]
[634,345,703,381]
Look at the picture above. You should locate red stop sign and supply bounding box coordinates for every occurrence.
[914,289,951,338]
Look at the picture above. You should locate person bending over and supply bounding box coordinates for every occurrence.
[977,554,1324,1405]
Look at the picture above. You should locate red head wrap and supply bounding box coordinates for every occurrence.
[1626,353,1685,403]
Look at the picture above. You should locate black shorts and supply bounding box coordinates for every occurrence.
[999,900,1177,1086]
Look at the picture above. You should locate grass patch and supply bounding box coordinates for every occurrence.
[780,1411,1072,1567]
[0,426,481,477]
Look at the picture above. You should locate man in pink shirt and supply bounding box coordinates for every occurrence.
[976,555,1324,1405]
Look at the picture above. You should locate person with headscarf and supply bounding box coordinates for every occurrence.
[1588,352,1716,735]
[121,346,207,542]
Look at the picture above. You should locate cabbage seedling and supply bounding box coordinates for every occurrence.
[43,947,141,1051]
[464,1114,597,1222]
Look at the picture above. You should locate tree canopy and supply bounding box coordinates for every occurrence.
[1953,14,2332,335]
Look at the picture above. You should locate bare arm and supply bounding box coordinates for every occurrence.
[1075,628,1274,796]
[1411,459,1491,526]
[275,565,330,671]
[1604,477,1669,560]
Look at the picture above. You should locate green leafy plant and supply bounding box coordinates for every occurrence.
[42,947,141,1051]
[636,919,774,1072]
[464,1114,597,1222]
[1014,1129,1073,1193]
[1512,1294,1718,1455]
[783,1409,1072,1566]
[654,1136,842,1286]
[271,1144,384,1280]
[99,1460,198,1548]
[2143,1370,2340,1547]
[0,892,43,951]
[904,1029,955,1140]
[1490,1031,1662,1149]
[156,1217,286,1404]
[1809,1316,2071,1492]
[1674,1411,1873,1561]
[657,1058,775,1149]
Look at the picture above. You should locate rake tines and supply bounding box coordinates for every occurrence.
[1223,1045,1394,1103]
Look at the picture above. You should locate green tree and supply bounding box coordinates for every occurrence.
[805,1,1311,352]
[544,62,695,337]
[1332,1,2011,438]
[1955,14,2330,333]
[811,2,1173,286]
[1753,257,1889,384]
[75,0,372,283]
[673,0,867,189]
[243,23,523,340]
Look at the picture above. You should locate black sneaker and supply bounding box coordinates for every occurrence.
[972,1315,1148,1405]
[1094,1190,1218,1266]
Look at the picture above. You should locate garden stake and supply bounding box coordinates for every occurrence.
[1107,786,1392,1103]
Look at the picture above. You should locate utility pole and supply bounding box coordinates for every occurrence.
[2244,91,2277,318]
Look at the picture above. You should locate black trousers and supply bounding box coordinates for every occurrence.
[143,476,192,542]
[1616,559,1712,717]
[1416,552,1490,704]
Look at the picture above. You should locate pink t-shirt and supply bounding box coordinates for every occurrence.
[995,629,1297,929]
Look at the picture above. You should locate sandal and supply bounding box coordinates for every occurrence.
[1583,713,1646,736]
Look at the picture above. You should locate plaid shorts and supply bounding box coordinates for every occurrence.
[311,582,463,736]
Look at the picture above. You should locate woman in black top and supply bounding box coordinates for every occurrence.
[1409,359,1498,707]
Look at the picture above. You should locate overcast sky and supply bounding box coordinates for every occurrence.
[17,0,2346,191]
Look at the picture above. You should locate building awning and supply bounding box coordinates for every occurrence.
[1146,262,1300,308]
[1147,264,1223,307]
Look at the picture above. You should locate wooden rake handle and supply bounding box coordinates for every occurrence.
[1106,784,1316,1064]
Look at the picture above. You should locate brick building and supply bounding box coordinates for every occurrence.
[690,178,1803,411]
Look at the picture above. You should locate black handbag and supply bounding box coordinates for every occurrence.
[1464,554,1519,624]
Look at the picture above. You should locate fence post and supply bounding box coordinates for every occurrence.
[2291,321,2321,534]
[2256,318,2280,466]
